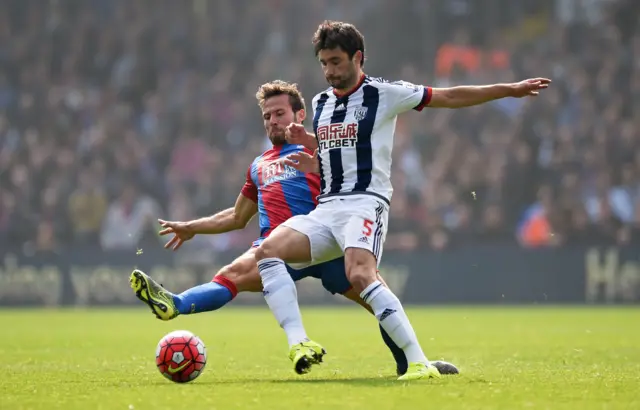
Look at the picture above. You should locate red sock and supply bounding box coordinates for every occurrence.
[212,276,238,299]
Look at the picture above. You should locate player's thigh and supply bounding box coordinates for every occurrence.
[255,225,312,263]
[257,212,341,265]
[214,248,262,293]
[340,198,388,263]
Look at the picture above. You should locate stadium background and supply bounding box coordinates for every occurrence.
[0,0,639,306]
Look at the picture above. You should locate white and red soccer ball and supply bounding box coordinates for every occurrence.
[155,330,207,383]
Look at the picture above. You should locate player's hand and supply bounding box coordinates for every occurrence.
[285,123,313,147]
[509,78,551,98]
[284,149,319,174]
[158,219,195,251]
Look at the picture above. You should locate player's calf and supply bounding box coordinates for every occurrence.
[130,268,237,318]
[170,249,262,316]
[213,251,263,293]
[344,247,379,293]
[131,254,259,320]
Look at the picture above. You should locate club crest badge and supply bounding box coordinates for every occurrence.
[353,106,368,121]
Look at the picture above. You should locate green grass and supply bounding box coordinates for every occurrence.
[1,307,639,410]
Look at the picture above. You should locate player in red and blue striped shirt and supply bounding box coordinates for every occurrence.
[129,80,457,376]
[241,142,320,247]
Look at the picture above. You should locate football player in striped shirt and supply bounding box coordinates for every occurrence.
[128,80,458,377]
[253,21,550,380]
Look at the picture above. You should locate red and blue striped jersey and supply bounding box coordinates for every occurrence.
[240,144,320,242]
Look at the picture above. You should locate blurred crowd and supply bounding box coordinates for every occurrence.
[0,0,638,255]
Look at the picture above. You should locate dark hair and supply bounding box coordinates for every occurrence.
[255,80,306,113]
[312,20,365,66]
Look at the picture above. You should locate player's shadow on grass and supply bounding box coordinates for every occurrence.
[269,375,468,386]
[147,375,467,387]
[270,377,394,386]
[169,376,396,386]
[201,374,468,386]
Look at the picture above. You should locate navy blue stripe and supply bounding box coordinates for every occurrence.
[258,263,279,271]
[372,215,380,257]
[312,94,329,136]
[313,94,329,193]
[372,206,381,258]
[373,204,384,260]
[257,260,282,271]
[353,85,379,192]
[414,87,429,110]
[318,191,390,206]
[374,223,383,260]
[374,229,383,260]
[372,203,384,259]
[362,283,382,303]
[328,96,349,194]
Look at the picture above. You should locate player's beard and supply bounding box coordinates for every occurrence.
[268,130,286,146]
[326,64,358,91]
[268,113,300,145]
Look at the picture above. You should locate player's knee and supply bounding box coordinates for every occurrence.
[254,239,280,261]
[348,268,375,293]
[215,259,262,293]
[215,264,241,283]
[345,248,378,292]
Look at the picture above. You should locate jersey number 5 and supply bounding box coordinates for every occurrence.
[362,219,374,237]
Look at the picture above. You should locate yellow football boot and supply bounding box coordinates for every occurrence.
[397,362,441,381]
[130,269,178,321]
[288,340,327,375]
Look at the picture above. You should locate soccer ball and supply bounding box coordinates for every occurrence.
[155,330,207,383]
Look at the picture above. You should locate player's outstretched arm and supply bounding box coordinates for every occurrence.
[158,194,258,251]
[428,78,551,109]
[186,194,258,234]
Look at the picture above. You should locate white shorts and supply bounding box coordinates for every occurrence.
[282,195,389,269]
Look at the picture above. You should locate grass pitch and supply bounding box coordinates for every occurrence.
[1,307,639,410]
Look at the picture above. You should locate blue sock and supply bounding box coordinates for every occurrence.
[173,281,235,315]
[380,325,408,375]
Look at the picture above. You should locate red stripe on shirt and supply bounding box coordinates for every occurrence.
[414,86,433,112]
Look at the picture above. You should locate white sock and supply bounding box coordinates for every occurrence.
[258,258,308,347]
[361,280,428,365]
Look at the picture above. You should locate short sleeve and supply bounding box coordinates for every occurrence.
[385,80,432,116]
[240,165,258,203]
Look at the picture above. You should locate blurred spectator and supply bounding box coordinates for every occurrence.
[517,186,558,248]
[0,0,638,254]
[68,170,108,245]
[100,183,160,250]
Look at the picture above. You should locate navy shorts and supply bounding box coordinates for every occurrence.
[287,257,351,295]
[252,237,351,295]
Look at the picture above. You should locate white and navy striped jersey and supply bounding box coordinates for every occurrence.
[311,75,431,205]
